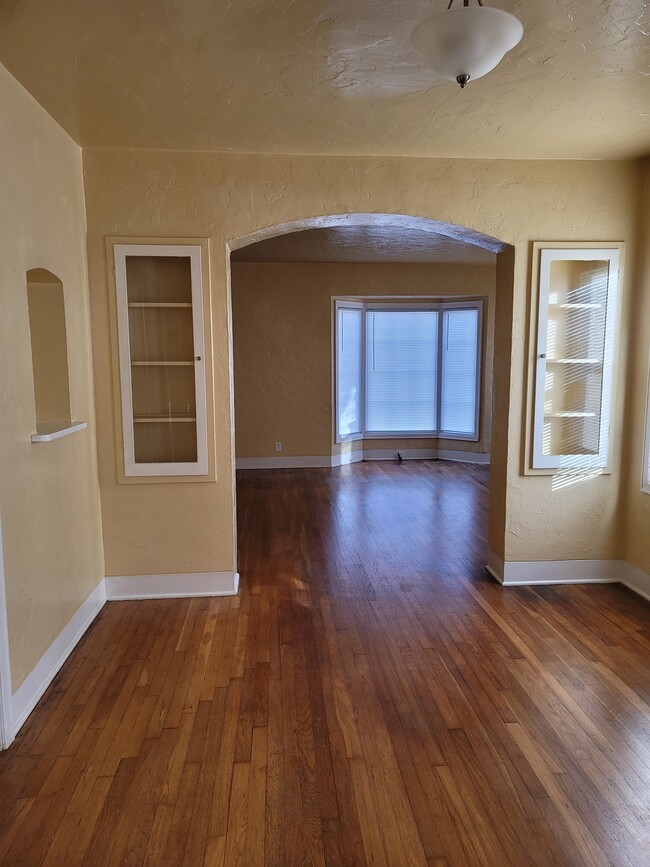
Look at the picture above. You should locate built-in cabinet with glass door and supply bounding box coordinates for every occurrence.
[113,243,210,478]
[530,244,621,471]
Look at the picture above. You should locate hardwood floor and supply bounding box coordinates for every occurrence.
[1,461,649,865]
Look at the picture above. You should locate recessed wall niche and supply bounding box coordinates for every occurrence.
[26,268,72,430]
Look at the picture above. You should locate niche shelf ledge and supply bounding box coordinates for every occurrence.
[31,421,88,443]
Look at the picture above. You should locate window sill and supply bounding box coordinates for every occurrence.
[31,421,88,443]
[336,432,480,445]
[367,433,479,442]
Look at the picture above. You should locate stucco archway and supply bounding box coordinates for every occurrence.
[227,213,515,577]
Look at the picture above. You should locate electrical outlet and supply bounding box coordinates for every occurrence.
[275,441,282,452]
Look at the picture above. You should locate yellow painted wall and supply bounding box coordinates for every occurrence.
[623,161,650,575]
[489,248,516,561]
[26,275,72,427]
[82,149,640,576]
[231,262,496,459]
[0,64,104,689]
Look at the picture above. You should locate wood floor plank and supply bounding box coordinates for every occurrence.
[0,462,648,866]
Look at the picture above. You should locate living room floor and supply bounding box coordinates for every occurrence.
[0,461,648,866]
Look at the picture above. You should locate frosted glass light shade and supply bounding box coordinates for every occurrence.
[411,6,524,84]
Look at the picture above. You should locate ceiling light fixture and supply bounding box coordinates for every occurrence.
[411,0,524,89]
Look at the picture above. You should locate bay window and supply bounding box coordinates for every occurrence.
[335,300,482,443]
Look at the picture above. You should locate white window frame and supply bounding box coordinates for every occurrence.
[334,299,483,444]
[114,244,209,477]
[439,301,483,442]
[335,301,365,444]
[642,353,650,495]
[531,247,620,471]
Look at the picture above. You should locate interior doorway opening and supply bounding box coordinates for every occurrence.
[227,214,513,581]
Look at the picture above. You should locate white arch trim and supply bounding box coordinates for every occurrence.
[227,213,508,255]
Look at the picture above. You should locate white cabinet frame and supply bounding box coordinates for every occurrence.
[113,243,209,477]
[531,245,620,471]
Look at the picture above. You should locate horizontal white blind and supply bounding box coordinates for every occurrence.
[366,310,438,433]
[336,306,363,439]
[441,307,479,437]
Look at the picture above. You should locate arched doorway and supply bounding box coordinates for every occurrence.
[226,213,514,582]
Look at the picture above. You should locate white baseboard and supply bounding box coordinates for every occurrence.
[621,561,650,602]
[11,578,106,739]
[331,449,364,467]
[105,571,239,600]
[437,448,490,464]
[486,553,622,586]
[486,553,650,603]
[237,448,489,469]
[0,520,14,750]
[362,447,488,463]
[362,447,437,461]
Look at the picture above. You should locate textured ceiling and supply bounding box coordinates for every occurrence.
[232,226,496,263]
[0,1,648,159]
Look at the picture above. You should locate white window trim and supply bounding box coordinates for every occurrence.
[334,299,483,445]
[642,353,650,495]
[532,247,620,471]
[335,301,365,444]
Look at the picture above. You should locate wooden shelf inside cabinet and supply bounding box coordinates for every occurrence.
[128,302,192,308]
[131,360,195,367]
[133,415,197,423]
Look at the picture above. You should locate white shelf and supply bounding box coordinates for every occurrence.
[31,421,88,443]
[128,302,192,308]
[549,303,602,310]
[131,360,194,367]
[133,416,196,424]
[546,358,601,365]
[544,412,596,419]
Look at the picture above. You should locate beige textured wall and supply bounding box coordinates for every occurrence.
[82,149,640,576]
[489,249,516,561]
[624,161,650,575]
[0,64,104,689]
[231,262,496,459]
[26,276,72,426]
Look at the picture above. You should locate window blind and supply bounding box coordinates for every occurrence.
[365,310,438,433]
[336,306,363,439]
[441,307,479,437]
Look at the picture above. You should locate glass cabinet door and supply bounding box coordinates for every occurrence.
[532,247,620,470]
[114,244,208,477]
